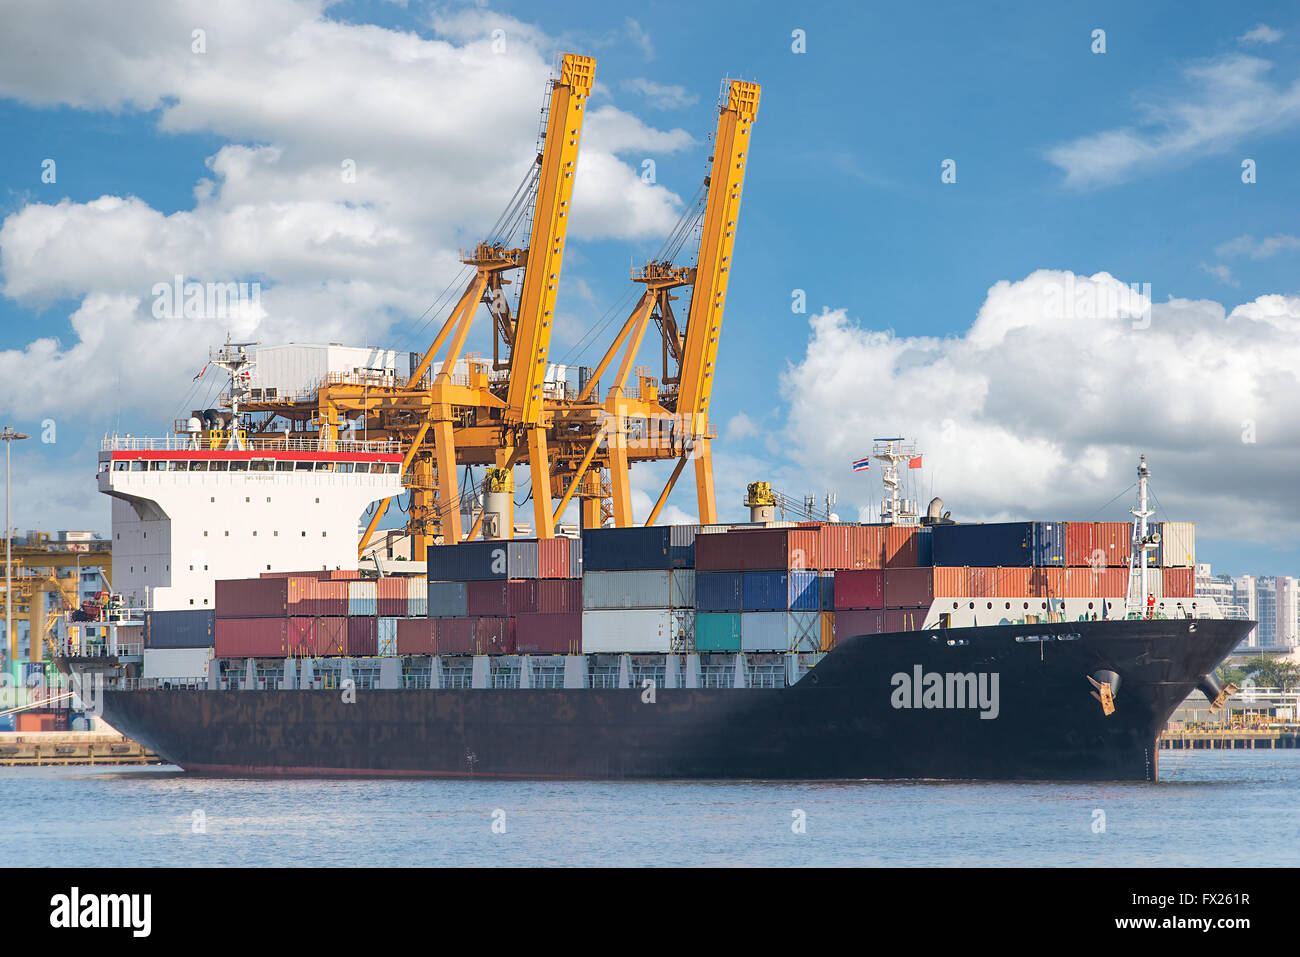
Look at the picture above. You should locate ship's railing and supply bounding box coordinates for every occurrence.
[112,676,206,691]
[102,433,399,454]
[71,641,144,659]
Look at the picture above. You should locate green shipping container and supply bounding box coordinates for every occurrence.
[694,613,742,652]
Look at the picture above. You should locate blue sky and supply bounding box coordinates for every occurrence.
[1,0,1298,579]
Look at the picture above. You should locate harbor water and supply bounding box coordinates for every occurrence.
[2,750,1297,867]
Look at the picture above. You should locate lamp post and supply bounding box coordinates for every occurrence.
[1,426,30,664]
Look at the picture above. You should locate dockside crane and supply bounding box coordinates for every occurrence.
[547,78,759,529]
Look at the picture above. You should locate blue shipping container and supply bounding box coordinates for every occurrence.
[917,527,933,566]
[581,525,698,571]
[145,610,215,648]
[426,581,468,617]
[695,571,743,612]
[931,522,1035,567]
[1033,522,1067,566]
[0,713,14,732]
[818,571,836,611]
[742,571,787,611]
[427,541,538,581]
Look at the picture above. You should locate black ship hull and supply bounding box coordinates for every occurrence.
[93,617,1251,782]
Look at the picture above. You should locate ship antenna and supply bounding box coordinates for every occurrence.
[872,436,919,525]
[209,334,261,451]
[1125,454,1158,618]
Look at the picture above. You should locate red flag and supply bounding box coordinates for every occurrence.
[908,455,922,469]
[193,363,208,381]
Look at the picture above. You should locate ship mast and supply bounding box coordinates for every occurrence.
[872,437,919,525]
[1125,454,1160,617]
[210,337,259,451]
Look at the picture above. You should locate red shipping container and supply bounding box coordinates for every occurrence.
[436,618,477,655]
[396,618,436,655]
[1164,567,1194,597]
[695,528,821,571]
[286,617,316,656]
[17,711,65,732]
[507,580,539,614]
[536,579,582,614]
[835,609,884,638]
[883,567,934,608]
[882,527,918,568]
[377,577,408,617]
[834,569,884,610]
[216,578,290,619]
[884,608,923,632]
[346,617,378,656]
[474,617,515,654]
[538,538,571,579]
[818,525,883,570]
[1093,523,1131,569]
[466,580,509,616]
[215,617,289,657]
[514,612,581,654]
[1063,523,1097,567]
[314,617,347,656]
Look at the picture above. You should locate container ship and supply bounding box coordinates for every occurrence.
[56,404,1250,782]
[51,57,1250,780]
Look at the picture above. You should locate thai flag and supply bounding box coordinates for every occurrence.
[852,458,871,472]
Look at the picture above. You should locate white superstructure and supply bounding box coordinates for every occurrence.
[99,434,403,611]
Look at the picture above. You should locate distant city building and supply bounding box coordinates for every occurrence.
[1197,564,1299,651]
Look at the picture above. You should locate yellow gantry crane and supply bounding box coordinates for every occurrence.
[546,78,760,530]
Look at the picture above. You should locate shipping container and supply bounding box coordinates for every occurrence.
[427,581,468,618]
[314,617,347,656]
[141,646,212,679]
[16,711,66,733]
[820,611,835,651]
[377,618,399,656]
[286,617,316,656]
[740,570,820,611]
[580,525,698,571]
[580,609,690,653]
[0,713,14,732]
[695,527,820,571]
[466,580,509,617]
[884,608,923,632]
[514,612,581,654]
[817,524,882,570]
[883,567,935,608]
[214,617,289,657]
[426,540,536,581]
[1033,522,1067,566]
[1029,566,1067,598]
[507,579,538,615]
[1158,522,1195,567]
[1063,522,1097,567]
[306,580,348,617]
[581,569,694,610]
[694,571,744,612]
[931,522,1035,567]
[538,537,571,579]
[396,617,436,655]
[344,616,378,656]
[693,612,741,652]
[1164,567,1194,597]
[985,566,1031,597]
[818,571,835,610]
[1134,566,1164,599]
[740,612,786,652]
[882,526,918,568]
[536,579,583,614]
[785,611,821,653]
[834,609,884,639]
[567,535,584,578]
[435,617,476,655]
[347,581,376,617]
[916,527,933,566]
[145,610,215,648]
[474,617,515,654]
[215,577,291,618]
[376,578,408,617]
[1064,566,1111,597]
[833,569,885,610]
[407,578,429,618]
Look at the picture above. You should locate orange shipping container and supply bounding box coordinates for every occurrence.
[1063,523,1097,567]
[882,527,918,568]
[819,612,835,651]
[1093,523,1131,569]
[818,525,884,570]
[931,566,971,597]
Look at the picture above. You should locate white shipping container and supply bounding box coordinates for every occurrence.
[581,609,693,653]
[740,612,789,652]
[787,611,821,653]
[407,578,428,617]
[1159,522,1195,567]
[348,580,377,616]
[581,570,695,610]
[250,344,409,402]
[378,617,399,656]
[142,647,213,680]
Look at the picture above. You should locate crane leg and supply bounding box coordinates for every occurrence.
[527,427,555,538]
[608,410,634,527]
[433,417,462,543]
[694,438,717,525]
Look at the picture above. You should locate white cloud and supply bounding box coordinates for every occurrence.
[1045,53,1300,188]
[1198,262,1238,286]
[622,78,699,110]
[1239,24,1284,44]
[727,412,758,440]
[778,270,1300,545]
[1215,234,1300,260]
[625,18,654,60]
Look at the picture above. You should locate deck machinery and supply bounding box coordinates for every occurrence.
[224,55,759,550]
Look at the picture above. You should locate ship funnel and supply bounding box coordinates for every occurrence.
[1197,672,1237,713]
[926,497,944,521]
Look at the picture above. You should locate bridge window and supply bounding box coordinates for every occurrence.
[149,461,165,471]
[229,461,248,472]
[210,461,228,472]
[275,461,293,471]
[191,461,208,471]
[294,461,313,471]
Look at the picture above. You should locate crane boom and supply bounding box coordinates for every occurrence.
[675,79,759,523]
[505,53,595,426]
